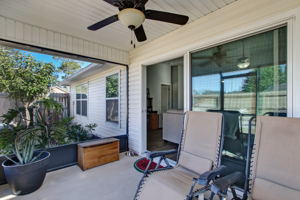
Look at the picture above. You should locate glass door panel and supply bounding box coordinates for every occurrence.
[192,74,221,111]
[191,26,288,190]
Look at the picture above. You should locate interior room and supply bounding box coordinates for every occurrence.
[146,57,184,159]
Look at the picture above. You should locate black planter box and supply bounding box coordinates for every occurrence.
[47,143,78,172]
[111,135,128,153]
[0,156,6,185]
[0,134,128,185]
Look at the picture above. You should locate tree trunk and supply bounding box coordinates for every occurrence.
[24,103,31,127]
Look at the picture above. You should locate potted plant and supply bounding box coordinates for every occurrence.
[0,126,50,195]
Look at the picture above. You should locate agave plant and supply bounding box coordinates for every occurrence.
[0,126,42,165]
[13,128,43,165]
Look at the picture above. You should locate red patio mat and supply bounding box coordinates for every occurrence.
[134,157,164,173]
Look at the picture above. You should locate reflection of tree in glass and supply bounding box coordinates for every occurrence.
[242,66,287,92]
[106,74,119,98]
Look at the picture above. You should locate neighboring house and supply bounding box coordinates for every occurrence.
[50,86,69,94]
[61,63,127,139]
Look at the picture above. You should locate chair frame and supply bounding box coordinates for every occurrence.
[134,112,226,200]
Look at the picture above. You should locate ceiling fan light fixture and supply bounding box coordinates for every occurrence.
[118,8,145,29]
[237,57,250,69]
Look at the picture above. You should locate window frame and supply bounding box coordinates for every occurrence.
[75,83,88,117]
[105,72,120,124]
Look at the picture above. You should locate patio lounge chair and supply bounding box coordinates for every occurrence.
[207,110,244,158]
[210,116,300,200]
[134,111,225,200]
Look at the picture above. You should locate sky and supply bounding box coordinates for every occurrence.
[19,49,92,80]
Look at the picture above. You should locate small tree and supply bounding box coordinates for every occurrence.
[242,66,287,92]
[53,56,81,79]
[0,47,56,127]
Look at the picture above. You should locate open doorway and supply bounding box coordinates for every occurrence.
[146,57,184,160]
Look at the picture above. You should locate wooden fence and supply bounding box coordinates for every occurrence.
[48,93,70,118]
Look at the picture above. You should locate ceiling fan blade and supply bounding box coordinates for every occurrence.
[145,10,189,25]
[134,0,148,8]
[103,0,120,7]
[134,25,147,42]
[87,15,118,31]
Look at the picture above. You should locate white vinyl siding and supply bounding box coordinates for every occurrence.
[128,63,143,154]
[70,65,127,138]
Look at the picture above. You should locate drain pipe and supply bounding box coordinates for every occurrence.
[126,65,129,151]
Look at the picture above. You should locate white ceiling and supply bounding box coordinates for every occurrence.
[0,0,237,51]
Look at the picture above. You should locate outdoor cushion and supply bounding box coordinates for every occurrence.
[137,167,201,200]
[252,177,300,200]
[250,116,300,200]
[179,111,222,172]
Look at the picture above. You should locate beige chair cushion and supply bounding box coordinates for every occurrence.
[252,178,300,200]
[137,167,202,200]
[179,111,223,174]
[251,116,300,200]
[137,111,223,200]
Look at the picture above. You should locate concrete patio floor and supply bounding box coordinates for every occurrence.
[0,154,142,200]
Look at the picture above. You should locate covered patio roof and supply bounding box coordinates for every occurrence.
[0,0,237,51]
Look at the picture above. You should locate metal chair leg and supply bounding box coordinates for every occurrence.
[144,158,153,174]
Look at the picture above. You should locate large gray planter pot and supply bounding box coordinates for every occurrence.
[2,151,50,195]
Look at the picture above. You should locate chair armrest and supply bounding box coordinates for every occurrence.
[210,172,243,196]
[146,149,177,159]
[196,165,227,186]
[187,166,227,199]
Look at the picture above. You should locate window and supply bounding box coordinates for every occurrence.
[106,73,119,123]
[191,26,287,188]
[76,84,88,116]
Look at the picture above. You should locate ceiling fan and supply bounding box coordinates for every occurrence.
[193,46,228,68]
[87,0,189,45]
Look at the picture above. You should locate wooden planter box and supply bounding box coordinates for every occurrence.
[78,138,120,171]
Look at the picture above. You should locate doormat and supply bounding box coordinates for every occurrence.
[134,157,164,173]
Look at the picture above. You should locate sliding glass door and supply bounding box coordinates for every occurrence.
[191,26,287,189]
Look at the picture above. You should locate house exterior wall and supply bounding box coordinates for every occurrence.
[69,65,127,138]
[0,15,129,65]
[128,0,300,154]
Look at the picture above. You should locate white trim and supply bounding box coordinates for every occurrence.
[287,18,294,117]
[141,64,147,154]
[184,52,191,112]
[118,70,121,128]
